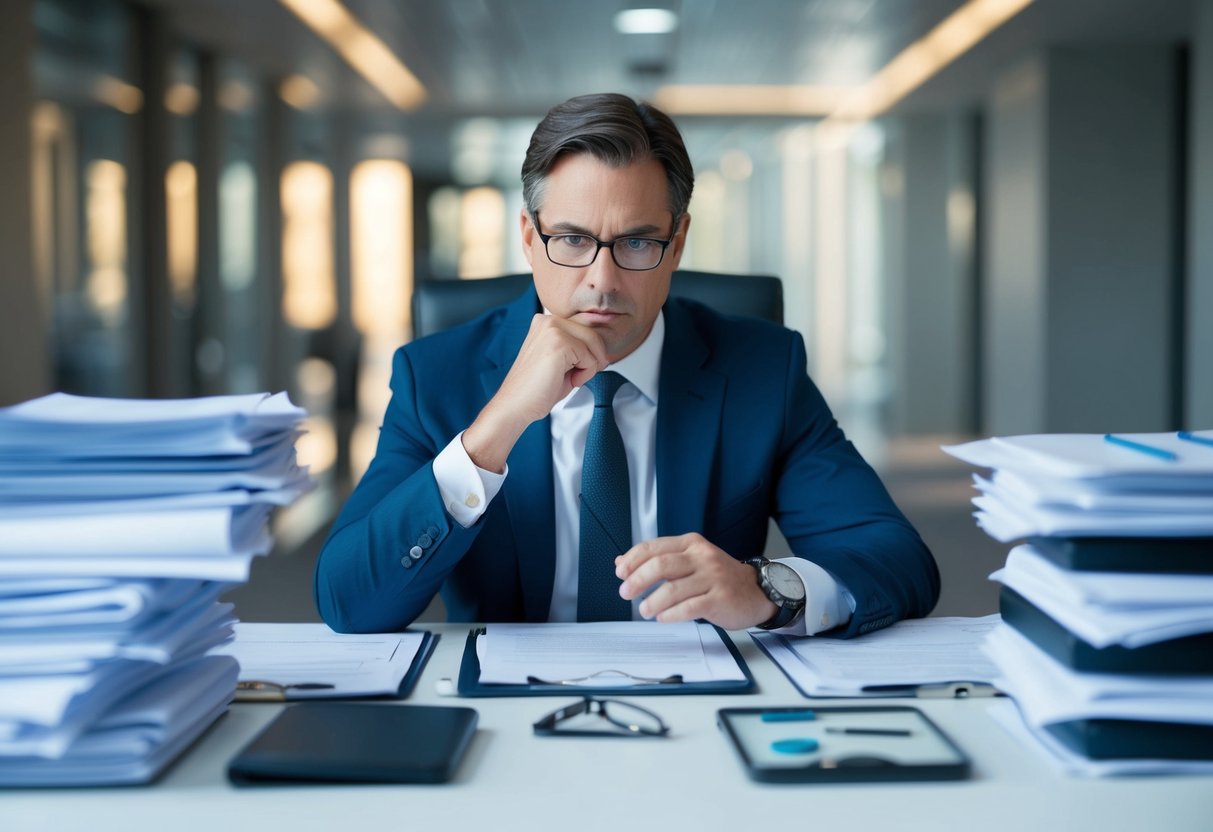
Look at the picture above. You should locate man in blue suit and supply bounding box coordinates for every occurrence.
[315,93,938,636]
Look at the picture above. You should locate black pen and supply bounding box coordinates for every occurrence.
[825,727,913,737]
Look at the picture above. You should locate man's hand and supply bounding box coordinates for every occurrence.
[463,314,609,473]
[615,533,777,630]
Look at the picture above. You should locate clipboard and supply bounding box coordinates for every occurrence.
[751,631,999,699]
[234,629,439,701]
[456,624,756,697]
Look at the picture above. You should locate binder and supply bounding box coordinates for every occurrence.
[999,588,1213,674]
[1028,536,1213,574]
[1045,718,1213,761]
[456,625,756,697]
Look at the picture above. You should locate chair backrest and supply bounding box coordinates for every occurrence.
[411,270,783,339]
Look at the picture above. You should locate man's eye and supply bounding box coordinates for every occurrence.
[559,235,591,248]
[622,238,657,252]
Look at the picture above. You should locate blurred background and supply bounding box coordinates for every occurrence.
[0,0,1209,621]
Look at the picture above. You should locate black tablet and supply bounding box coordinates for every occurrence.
[717,705,971,783]
[228,702,478,785]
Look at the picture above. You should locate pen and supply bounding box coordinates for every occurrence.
[825,727,913,737]
[1178,431,1213,448]
[1102,433,1178,461]
[761,710,816,723]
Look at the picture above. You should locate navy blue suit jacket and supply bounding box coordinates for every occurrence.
[314,288,939,635]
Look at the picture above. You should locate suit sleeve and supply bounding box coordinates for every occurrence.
[313,347,486,632]
[773,333,940,637]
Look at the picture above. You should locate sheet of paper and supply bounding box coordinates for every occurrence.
[0,392,306,458]
[985,625,1213,725]
[976,470,1213,513]
[973,491,1213,542]
[943,431,1213,483]
[0,553,258,582]
[477,621,743,685]
[755,615,1001,696]
[209,622,426,698]
[0,504,272,558]
[1005,545,1213,608]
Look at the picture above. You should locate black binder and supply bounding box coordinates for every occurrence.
[456,625,756,697]
[228,702,479,784]
[1028,536,1213,574]
[1046,718,1213,761]
[1000,587,1213,674]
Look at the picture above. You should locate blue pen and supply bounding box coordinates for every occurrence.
[1178,431,1213,449]
[1103,434,1178,462]
[761,710,816,723]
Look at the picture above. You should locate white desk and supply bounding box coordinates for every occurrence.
[5,625,1211,832]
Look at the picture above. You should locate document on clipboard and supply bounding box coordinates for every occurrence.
[752,615,1002,698]
[210,622,436,701]
[458,621,755,697]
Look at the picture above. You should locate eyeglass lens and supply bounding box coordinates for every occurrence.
[593,699,667,735]
[546,235,666,270]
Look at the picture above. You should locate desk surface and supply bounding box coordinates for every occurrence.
[5,625,1211,832]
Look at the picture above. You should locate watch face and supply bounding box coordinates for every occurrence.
[766,562,806,602]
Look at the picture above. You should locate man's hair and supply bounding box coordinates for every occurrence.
[521,93,694,222]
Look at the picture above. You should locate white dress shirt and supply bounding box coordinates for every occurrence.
[431,310,851,635]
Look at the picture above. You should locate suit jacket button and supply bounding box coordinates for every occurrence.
[418,533,433,548]
[426,525,439,538]
[409,546,424,560]
[400,555,413,569]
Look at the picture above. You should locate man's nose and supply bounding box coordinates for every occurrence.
[584,244,622,291]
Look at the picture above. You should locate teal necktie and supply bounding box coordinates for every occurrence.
[577,371,633,622]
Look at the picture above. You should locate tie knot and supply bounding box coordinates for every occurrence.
[585,371,627,407]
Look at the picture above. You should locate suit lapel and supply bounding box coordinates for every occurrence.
[484,289,557,621]
[656,300,725,537]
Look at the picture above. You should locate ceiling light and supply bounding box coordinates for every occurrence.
[279,0,426,111]
[654,84,852,116]
[280,74,321,110]
[614,8,679,35]
[824,0,1035,125]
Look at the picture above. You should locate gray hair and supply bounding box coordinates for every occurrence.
[521,93,694,221]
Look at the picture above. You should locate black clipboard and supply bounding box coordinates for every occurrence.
[235,630,439,701]
[456,624,756,697]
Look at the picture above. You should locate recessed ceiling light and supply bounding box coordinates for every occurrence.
[614,8,679,35]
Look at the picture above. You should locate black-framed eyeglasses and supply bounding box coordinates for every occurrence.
[532,697,670,738]
[533,211,677,271]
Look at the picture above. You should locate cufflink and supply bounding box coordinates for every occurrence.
[464,493,480,508]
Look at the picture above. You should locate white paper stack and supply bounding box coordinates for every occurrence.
[0,392,310,786]
[944,430,1213,776]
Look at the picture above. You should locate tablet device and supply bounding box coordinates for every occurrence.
[717,705,970,783]
[228,702,478,785]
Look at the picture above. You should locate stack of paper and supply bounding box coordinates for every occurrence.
[0,392,309,786]
[945,431,1213,775]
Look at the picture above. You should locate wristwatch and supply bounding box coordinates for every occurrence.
[747,556,807,630]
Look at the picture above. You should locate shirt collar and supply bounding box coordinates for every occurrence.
[604,310,662,405]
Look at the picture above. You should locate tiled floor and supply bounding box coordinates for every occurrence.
[223,436,1007,624]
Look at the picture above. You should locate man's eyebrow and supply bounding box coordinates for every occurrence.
[546,220,666,237]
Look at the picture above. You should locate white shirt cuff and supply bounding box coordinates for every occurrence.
[763,557,854,637]
[432,431,507,528]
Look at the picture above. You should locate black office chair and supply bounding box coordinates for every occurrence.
[411,270,783,339]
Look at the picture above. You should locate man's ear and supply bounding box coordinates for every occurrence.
[519,208,536,268]
[668,212,692,270]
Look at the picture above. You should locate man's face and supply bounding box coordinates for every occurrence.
[521,154,690,363]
